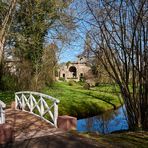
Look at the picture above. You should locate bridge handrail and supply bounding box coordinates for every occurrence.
[15,91,60,127]
[15,91,60,103]
[0,100,6,124]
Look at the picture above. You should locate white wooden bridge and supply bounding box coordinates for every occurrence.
[0,91,64,142]
[15,91,60,127]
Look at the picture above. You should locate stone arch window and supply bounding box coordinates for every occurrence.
[69,66,77,78]
[80,73,83,77]
[63,73,65,78]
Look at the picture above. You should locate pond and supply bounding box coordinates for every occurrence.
[77,106,128,134]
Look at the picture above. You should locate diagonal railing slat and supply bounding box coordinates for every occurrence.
[15,91,60,127]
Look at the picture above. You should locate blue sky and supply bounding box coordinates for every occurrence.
[47,30,84,63]
[58,0,92,63]
[59,25,89,63]
[59,47,82,63]
[47,0,90,63]
[59,33,86,63]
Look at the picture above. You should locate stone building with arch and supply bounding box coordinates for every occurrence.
[56,56,92,81]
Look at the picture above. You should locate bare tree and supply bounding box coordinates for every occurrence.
[0,0,17,63]
[81,0,148,130]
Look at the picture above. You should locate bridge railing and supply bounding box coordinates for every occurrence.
[0,100,6,124]
[15,91,60,127]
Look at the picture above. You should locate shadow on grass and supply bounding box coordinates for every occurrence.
[69,101,105,119]
[102,132,148,148]
[66,88,117,110]
[84,92,117,110]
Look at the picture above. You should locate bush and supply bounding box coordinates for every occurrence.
[59,77,65,81]
[0,74,18,91]
[77,81,85,86]
[80,76,85,82]
[68,80,76,86]
[95,82,100,86]
[83,83,90,90]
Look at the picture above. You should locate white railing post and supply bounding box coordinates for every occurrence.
[0,107,5,124]
[54,101,59,128]
[0,101,6,124]
[40,96,44,117]
[22,94,25,110]
[15,94,18,109]
[30,94,33,113]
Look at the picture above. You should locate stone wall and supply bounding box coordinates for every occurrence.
[57,62,91,82]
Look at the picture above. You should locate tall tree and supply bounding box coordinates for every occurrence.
[0,0,17,63]
[81,0,148,130]
[7,0,75,90]
[0,0,17,88]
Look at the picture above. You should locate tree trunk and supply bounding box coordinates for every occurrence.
[0,0,17,63]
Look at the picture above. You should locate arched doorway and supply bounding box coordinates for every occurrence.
[69,66,77,78]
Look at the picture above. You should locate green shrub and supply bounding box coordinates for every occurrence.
[59,77,65,81]
[77,81,85,86]
[83,83,90,90]
[1,74,18,91]
[68,80,76,86]
[0,91,14,105]
[80,76,85,82]
[95,82,100,86]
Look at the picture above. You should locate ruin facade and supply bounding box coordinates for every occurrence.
[56,56,92,81]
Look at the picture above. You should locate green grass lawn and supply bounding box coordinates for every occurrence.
[42,82,122,119]
[0,82,122,119]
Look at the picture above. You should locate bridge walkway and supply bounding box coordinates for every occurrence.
[5,109,64,142]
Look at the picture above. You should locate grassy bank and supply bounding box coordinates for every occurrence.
[43,82,122,119]
[0,82,122,119]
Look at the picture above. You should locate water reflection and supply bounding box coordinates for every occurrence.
[77,106,128,134]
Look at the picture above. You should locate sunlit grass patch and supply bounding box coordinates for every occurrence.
[43,82,122,119]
